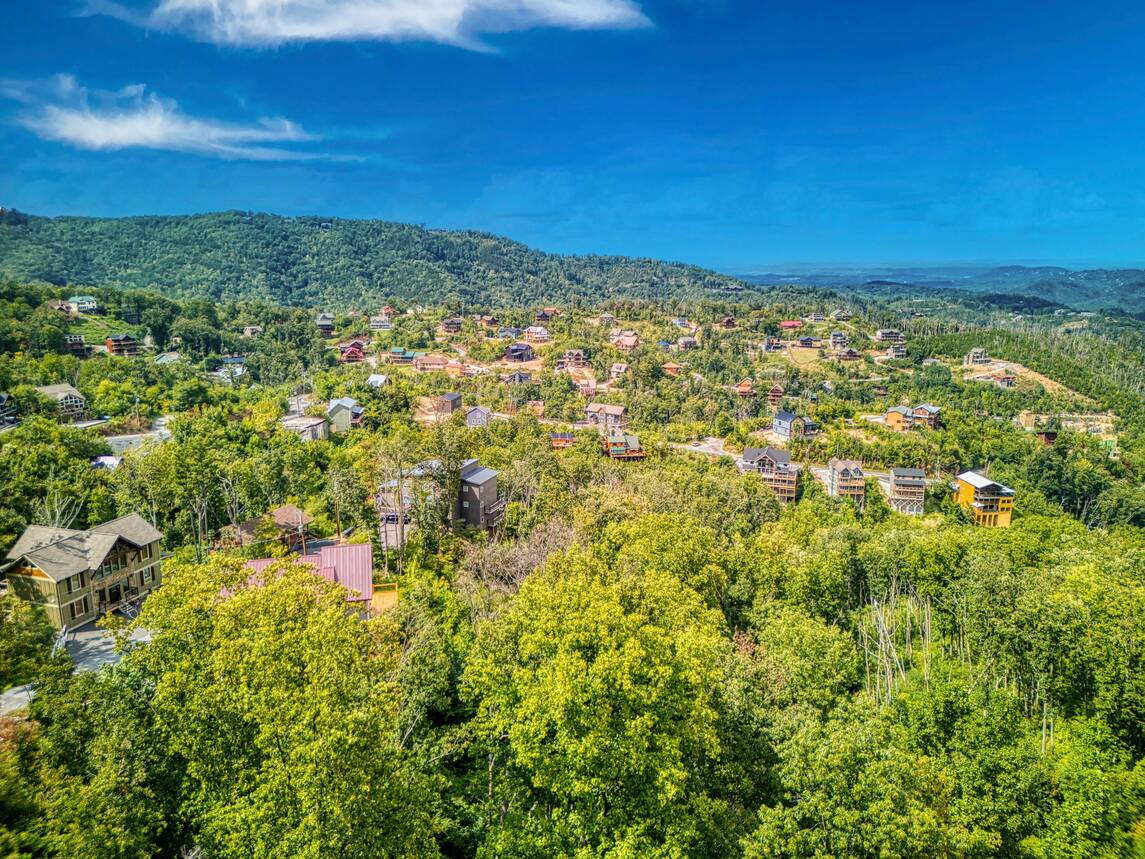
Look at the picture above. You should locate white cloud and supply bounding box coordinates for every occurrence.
[94,0,650,48]
[2,75,323,161]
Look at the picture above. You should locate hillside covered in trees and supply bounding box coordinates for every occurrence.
[2,277,1144,857]
[0,209,747,308]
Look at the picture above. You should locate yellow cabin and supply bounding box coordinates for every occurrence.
[954,471,1015,527]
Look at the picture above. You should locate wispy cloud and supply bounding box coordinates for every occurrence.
[92,0,650,48]
[1,75,325,161]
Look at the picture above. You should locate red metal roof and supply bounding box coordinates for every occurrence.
[243,542,373,602]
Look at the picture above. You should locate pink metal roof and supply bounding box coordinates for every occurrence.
[242,542,373,602]
[313,544,373,601]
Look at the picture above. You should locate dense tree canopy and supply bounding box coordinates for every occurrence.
[1,273,1143,857]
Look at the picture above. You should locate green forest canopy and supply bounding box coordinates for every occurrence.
[0,209,748,309]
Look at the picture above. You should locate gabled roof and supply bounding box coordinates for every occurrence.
[586,402,626,416]
[829,458,864,475]
[245,542,373,602]
[94,513,163,548]
[914,403,941,414]
[5,514,161,581]
[268,504,313,529]
[774,410,798,423]
[36,383,84,401]
[743,446,791,465]
[237,504,313,543]
[606,432,642,450]
[327,396,360,415]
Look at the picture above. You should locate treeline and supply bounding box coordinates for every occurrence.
[0,211,748,308]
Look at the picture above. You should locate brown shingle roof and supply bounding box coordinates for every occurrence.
[5,514,162,582]
[35,383,84,401]
[92,513,163,547]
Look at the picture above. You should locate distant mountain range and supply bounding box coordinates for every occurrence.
[733,265,1145,314]
[1,208,1141,313]
[0,209,746,308]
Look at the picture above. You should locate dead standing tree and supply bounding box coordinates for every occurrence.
[373,432,420,577]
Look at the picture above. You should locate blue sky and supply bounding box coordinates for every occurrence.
[2,0,1144,270]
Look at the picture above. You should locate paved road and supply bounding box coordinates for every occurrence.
[0,623,151,716]
[105,415,175,454]
[669,437,733,458]
[66,624,151,672]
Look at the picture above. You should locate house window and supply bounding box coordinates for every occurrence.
[141,566,153,585]
[462,501,470,509]
[69,596,90,621]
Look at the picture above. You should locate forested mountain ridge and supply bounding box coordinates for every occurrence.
[0,209,748,308]
[741,264,1145,314]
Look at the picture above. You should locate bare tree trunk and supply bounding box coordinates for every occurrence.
[923,597,932,691]
[32,481,82,529]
